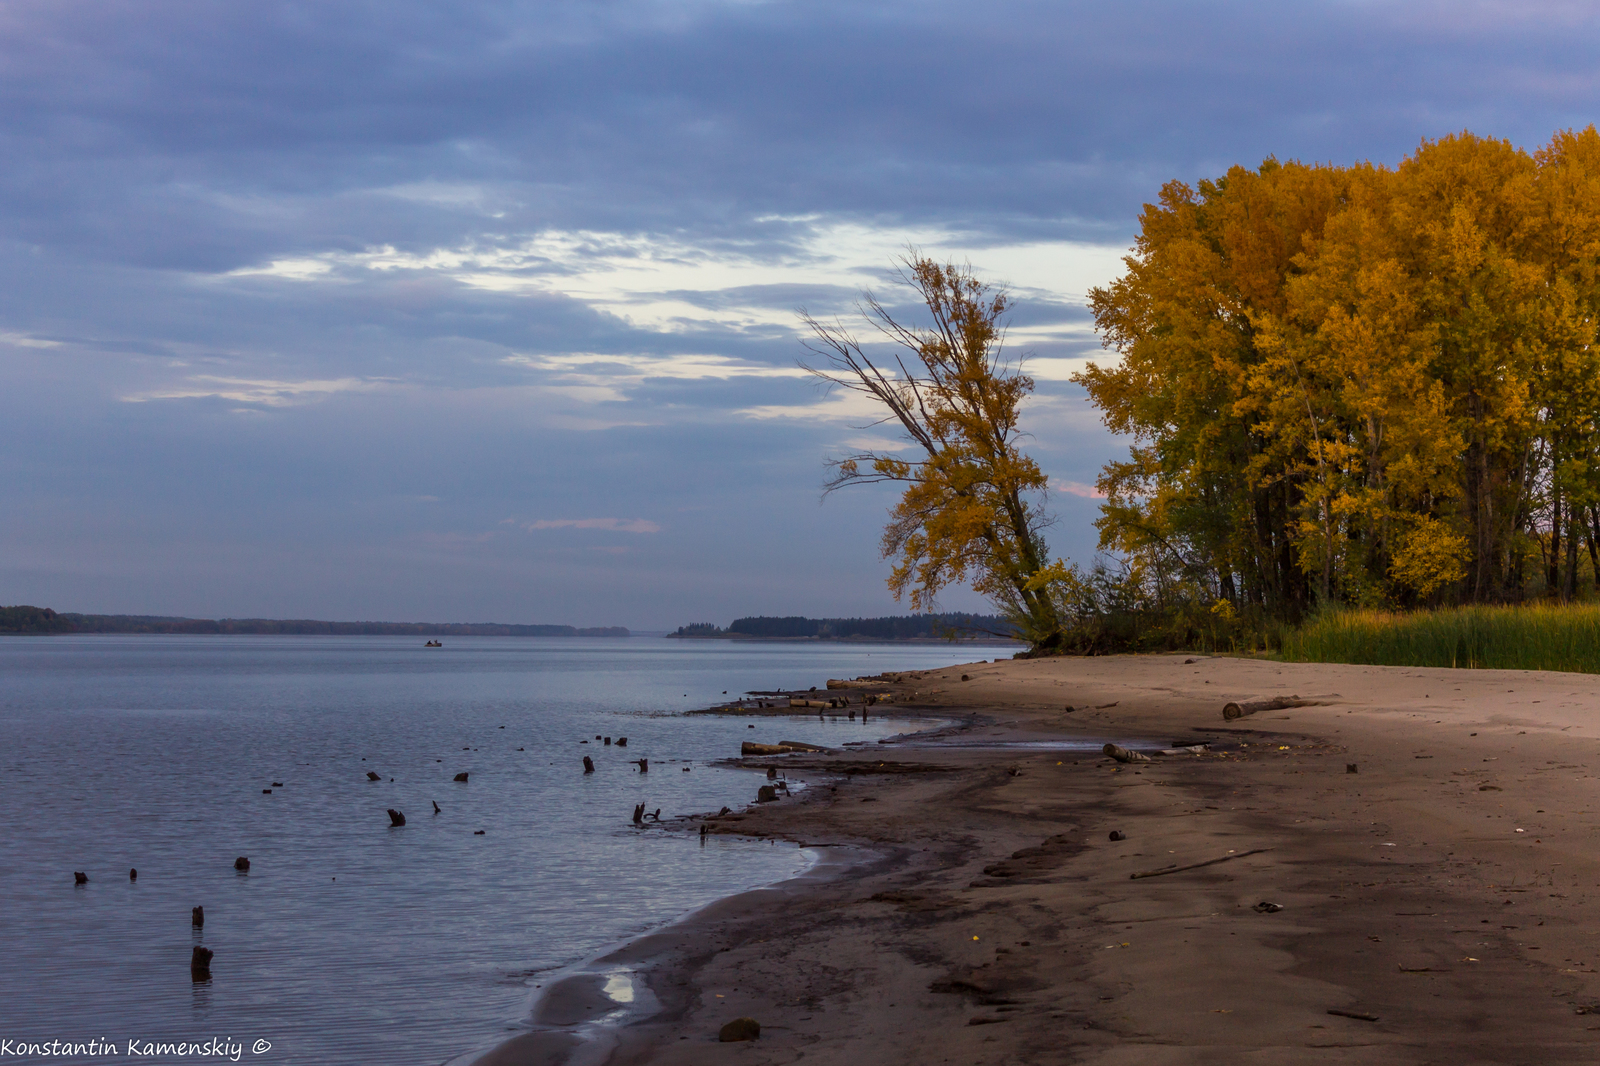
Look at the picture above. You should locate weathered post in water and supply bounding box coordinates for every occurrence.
[192,906,204,927]
[583,756,595,773]
[632,803,645,825]
[387,808,406,827]
[636,758,648,773]
[190,946,213,981]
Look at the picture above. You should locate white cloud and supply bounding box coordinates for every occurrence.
[216,223,1130,339]
[120,375,381,406]
[1055,479,1107,499]
[525,517,662,533]
[506,351,809,388]
[0,331,63,349]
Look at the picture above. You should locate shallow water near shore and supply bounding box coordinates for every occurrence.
[0,635,979,1065]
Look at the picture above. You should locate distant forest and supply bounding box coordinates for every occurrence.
[670,613,1018,641]
[0,605,627,637]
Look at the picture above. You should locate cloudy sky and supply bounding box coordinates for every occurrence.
[1,0,1596,629]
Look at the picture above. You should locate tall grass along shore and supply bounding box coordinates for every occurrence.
[1279,604,1600,674]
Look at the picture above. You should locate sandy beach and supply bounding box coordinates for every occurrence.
[479,652,1600,1065]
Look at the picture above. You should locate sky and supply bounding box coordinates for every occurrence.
[3,0,1599,630]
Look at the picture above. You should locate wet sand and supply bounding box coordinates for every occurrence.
[479,652,1600,1065]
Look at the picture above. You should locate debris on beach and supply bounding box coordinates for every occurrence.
[757,785,778,802]
[1222,695,1315,720]
[1109,831,1126,841]
[1129,847,1271,880]
[718,1018,760,1042]
[1253,901,1284,913]
[1327,1008,1379,1022]
[1103,743,1150,764]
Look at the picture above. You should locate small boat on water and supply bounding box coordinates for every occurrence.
[424,640,442,648]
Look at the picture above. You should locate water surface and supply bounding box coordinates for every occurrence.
[0,635,985,1064]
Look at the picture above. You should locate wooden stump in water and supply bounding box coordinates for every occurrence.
[366,771,382,781]
[387,808,406,827]
[233,856,250,872]
[636,758,649,773]
[757,785,778,802]
[192,906,204,927]
[582,756,595,774]
[73,871,87,885]
[453,772,469,783]
[632,803,645,825]
[190,946,213,980]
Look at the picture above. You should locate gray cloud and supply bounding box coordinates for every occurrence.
[2,0,1596,625]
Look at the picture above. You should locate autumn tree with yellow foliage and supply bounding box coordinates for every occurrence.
[1074,127,1600,634]
[801,258,1066,650]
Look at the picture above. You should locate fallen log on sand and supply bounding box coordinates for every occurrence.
[1130,847,1272,880]
[1222,696,1311,720]
[1102,743,1151,764]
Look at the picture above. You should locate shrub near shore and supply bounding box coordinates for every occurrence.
[1278,603,1600,673]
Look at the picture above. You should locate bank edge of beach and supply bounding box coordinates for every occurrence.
[459,705,978,1066]
[476,651,1600,1065]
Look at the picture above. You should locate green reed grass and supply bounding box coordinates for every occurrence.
[1278,603,1600,674]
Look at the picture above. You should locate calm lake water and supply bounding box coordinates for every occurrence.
[0,636,986,1065]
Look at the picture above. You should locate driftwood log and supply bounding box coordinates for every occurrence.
[1129,847,1272,879]
[1222,696,1310,720]
[1102,743,1151,764]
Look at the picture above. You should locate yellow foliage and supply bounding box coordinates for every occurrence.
[1080,128,1600,616]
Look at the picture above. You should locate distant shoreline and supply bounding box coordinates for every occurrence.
[0,606,628,637]
[665,633,1020,645]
